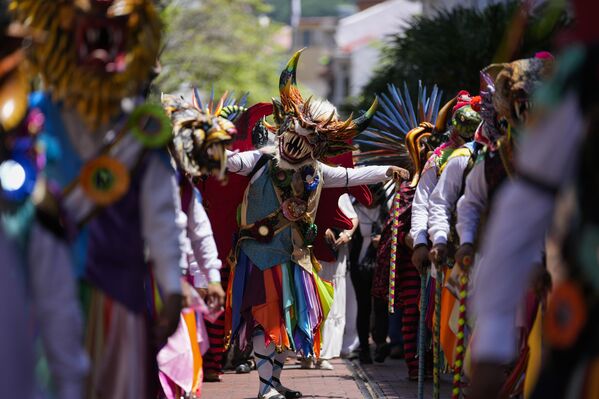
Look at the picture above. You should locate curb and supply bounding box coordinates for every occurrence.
[343,359,386,398]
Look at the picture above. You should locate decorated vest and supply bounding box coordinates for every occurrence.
[238,159,322,273]
[32,92,165,313]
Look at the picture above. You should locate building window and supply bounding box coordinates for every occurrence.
[302,30,312,46]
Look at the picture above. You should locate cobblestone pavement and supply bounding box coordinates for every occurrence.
[201,356,452,399]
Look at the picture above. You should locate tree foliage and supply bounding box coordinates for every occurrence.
[155,0,286,103]
[354,1,570,109]
[265,0,356,23]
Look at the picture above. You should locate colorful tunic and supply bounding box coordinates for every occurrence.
[225,149,389,356]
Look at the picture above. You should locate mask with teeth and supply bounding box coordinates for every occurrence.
[489,56,554,134]
[263,49,377,170]
[10,0,161,128]
[161,90,242,181]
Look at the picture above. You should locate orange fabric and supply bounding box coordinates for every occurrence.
[224,263,235,338]
[251,266,290,350]
[313,328,321,359]
[182,310,203,392]
[440,272,459,365]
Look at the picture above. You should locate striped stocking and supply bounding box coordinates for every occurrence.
[252,332,278,397]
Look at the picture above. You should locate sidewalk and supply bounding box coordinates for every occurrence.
[356,357,452,398]
[201,356,451,399]
[201,358,366,399]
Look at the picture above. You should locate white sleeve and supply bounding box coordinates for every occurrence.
[409,167,438,246]
[471,93,585,363]
[28,223,89,399]
[456,160,488,245]
[187,194,222,285]
[338,193,358,219]
[226,150,262,176]
[321,164,390,188]
[141,154,185,295]
[427,156,470,245]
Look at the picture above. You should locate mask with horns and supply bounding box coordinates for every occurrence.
[263,49,378,168]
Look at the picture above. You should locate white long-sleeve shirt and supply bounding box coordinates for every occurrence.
[427,155,471,245]
[29,223,89,399]
[183,193,222,287]
[226,149,390,187]
[456,160,488,245]
[60,109,185,296]
[410,166,439,246]
[471,93,584,363]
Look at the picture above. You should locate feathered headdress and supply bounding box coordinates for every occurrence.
[354,82,444,187]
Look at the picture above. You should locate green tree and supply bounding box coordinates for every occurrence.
[265,0,356,23]
[353,1,569,109]
[156,0,286,104]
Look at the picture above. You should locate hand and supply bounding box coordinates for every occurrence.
[419,121,434,130]
[455,243,474,273]
[206,282,226,308]
[182,280,197,308]
[429,243,447,265]
[325,228,336,245]
[196,287,208,299]
[154,293,183,348]
[334,231,351,248]
[371,234,381,249]
[469,361,507,399]
[386,166,410,181]
[411,245,430,274]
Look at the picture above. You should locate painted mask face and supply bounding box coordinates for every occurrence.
[451,105,481,140]
[492,57,554,133]
[11,0,162,127]
[265,49,378,169]
[162,91,240,180]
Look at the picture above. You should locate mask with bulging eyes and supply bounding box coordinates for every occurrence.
[262,49,378,170]
[162,91,243,181]
[11,0,161,128]
[489,56,554,135]
[451,105,481,140]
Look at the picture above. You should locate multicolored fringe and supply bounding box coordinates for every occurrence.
[388,192,402,313]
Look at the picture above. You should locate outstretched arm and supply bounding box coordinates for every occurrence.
[226,149,263,176]
[321,164,408,188]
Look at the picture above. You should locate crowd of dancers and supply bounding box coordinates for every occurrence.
[0,0,598,398]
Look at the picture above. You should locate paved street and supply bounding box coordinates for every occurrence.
[201,356,452,398]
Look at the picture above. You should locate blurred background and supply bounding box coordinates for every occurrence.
[156,0,569,110]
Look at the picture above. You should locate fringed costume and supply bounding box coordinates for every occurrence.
[223,50,406,399]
